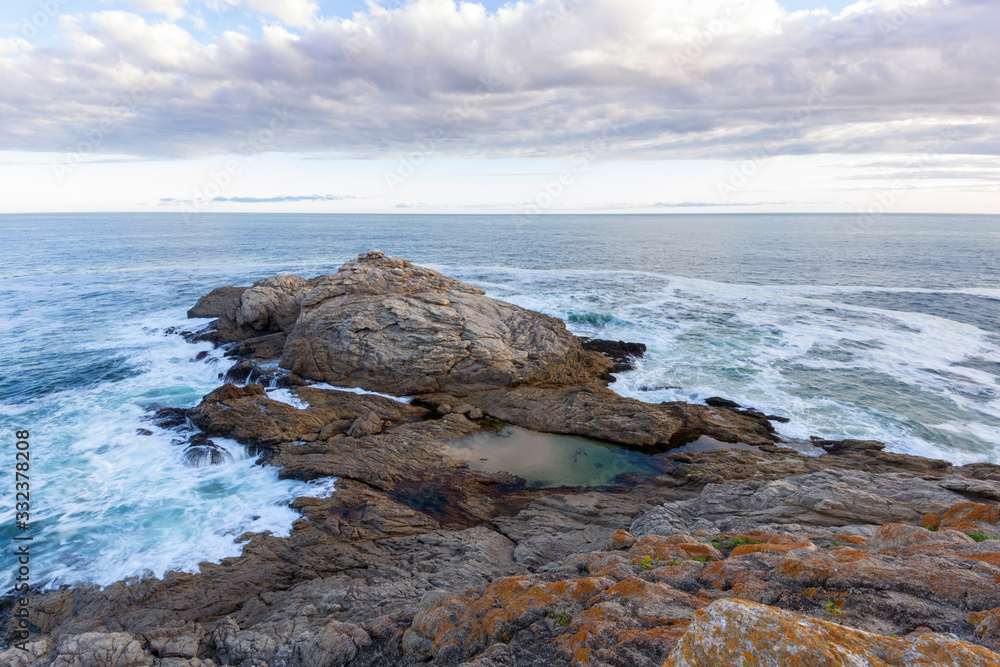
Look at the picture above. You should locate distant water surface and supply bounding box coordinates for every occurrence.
[1,212,997,591]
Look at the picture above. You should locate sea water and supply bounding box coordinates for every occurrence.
[1,212,997,591]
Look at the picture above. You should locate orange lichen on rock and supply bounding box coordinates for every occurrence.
[970,608,1000,639]
[628,535,722,563]
[940,502,1000,535]
[729,540,813,557]
[663,598,1000,667]
[921,513,942,530]
[603,529,638,551]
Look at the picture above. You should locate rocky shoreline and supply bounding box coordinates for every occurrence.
[4,251,1000,666]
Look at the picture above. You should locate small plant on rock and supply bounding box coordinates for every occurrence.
[826,601,843,615]
[967,532,997,543]
[546,612,572,627]
[692,556,707,563]
[636,555,659,570]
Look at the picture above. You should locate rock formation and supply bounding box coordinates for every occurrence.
[4,254,1000,666]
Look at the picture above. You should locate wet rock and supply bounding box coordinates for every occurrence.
[815,438,887,454]
[181,434,233,467]
[664,598,1000,666]
[281,251,612,395]
[704,397,740,409]
[580,338,647,373]
[144,406,189,430]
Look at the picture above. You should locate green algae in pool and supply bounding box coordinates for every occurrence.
[442,426,666,488]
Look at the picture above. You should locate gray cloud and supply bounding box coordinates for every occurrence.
[1,0,998,161]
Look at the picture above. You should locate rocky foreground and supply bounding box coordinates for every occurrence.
[4,251,1000,666]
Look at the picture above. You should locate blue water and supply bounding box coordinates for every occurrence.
[1,212,998,591]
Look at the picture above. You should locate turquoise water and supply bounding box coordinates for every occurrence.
[1,212,998,590]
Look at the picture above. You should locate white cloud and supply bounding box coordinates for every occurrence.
[0,0,997,162]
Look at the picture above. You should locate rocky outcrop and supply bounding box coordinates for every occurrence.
[197,274,312,344]
[279,251,611,395]
[422,386,777,447]
[6,255,1000,666]
[187,286,247,319]
[579,338,646,373]
[664,598,1000,666]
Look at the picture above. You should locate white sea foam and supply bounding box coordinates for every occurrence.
[453,267,1000,465]
[307,382,414,403]
[0,310,316,591]
[266,387,311,409]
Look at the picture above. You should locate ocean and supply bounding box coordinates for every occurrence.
[1,212,998,592]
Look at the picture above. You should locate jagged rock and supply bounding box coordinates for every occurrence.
[280,251,612,395]
[187,286,247,319]
[346,410,382,438]
[429,385,777,447]
[235,332,287,360]
[663,598,1000,666]
[212,274,312,343]
[10,632,155,667]
[189,383,427,457]
[580,338,646,372]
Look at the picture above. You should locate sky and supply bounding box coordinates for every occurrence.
[0,0,997,215]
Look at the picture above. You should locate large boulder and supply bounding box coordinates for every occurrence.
[187,286,247,319]
[664,598,1000,666]
[280,251,611,395]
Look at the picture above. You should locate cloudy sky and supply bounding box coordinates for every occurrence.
[1,0,997,214]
